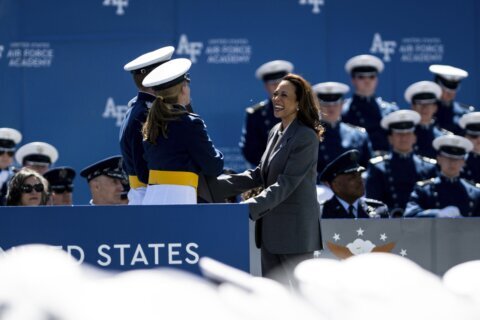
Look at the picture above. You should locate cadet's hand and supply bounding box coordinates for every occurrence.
[436,206,461,218]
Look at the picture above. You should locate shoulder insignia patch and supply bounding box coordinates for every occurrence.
[458,102,475,112]
[416,178,435,187]
[364,198,386,207]
[344,123,367,133]
[369,155,385,165]
[246,100,267,114]
[439,128,453,135]
[420,156,437,164]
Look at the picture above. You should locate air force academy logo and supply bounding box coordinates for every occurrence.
[299,0,325,14]
[370,33,397,62]
[325,227,409,259]
[176,34,204,63]
[103,0,128,16]
[102,97,128,127]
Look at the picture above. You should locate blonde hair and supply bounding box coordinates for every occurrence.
[142,81,188,144]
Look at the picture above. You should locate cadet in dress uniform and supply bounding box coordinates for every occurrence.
[240,60,293,167]
[15,142,58,175]
[342,54,398,153]
[366,110,437,217]
[120,46,175,205]
[429,64,474,135]
[319,150,389,219]
[404,135,480,217]
[43,167,75,206]
[141,58,224,205]
[0,128,22,205]
[313,81,373,179]
[405,80,451,159]
[459,112,480,183]
[80,156,127,205]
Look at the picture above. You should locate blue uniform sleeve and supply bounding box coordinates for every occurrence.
[186,116,224,177]
[240,112,266,166]
[215,166,263,198]
[359,133,374,169]
[365,164,387,202]
[404,185,428,217]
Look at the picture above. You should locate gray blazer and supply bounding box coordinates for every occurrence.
[217,118,321,254]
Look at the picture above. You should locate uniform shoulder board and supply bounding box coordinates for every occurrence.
[377,97,397,108]
[369,155,385,165]
[344,123,367,133]
[416,178,435,187]
[458,102,475,112]
[439,128,453,135]
[462,178,480,188]
[420,156,437,164]
[246,100,267,114]
[363,198,386,207]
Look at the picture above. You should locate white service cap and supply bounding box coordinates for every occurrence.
[433,135,473,158]
[380,109,420,132]
[459,112,480,136]
[404,81,442,104]
[0,128,22,148]
[15,142,59,165]
[345,54,384,75]
[124,46,175,73]
[142,58,192,89]
[429,64,468,90]
[255,60,294,81]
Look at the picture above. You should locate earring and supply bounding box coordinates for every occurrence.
[296,106,300,111]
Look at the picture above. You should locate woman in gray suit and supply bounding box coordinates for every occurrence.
[217,73,324,283]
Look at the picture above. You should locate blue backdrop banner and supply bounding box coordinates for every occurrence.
[1,0,479,203]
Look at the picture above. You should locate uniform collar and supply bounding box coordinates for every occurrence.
[321,120,340,129]
[336,196,360,217]
[440,173,460,184]
[439,100,454,108]
[392,150,413,159]
[137,91,156,102]
[353,93,376,103]
[419,120,435,129]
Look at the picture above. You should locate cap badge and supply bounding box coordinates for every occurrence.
[59,169,67,179]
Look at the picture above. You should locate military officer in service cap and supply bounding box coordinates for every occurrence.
[405,135,480,217]
[43,167,75,206]
[405,80,451,159]
[141,58,224,205]
[366,110,437,216]
[120,46,175,205]
[0,128,22,205]
[15,142,58,175]
[240,60,293,167]
[429,64,474,135]
[80,156,127,205]
[342,54,398,153]
[319,150,389,219]
[459,112,480,184]
[313,81,373,180]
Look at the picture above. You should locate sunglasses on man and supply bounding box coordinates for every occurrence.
[51,185,74,194]
[20,183,44,193]
[0,148,15,157]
